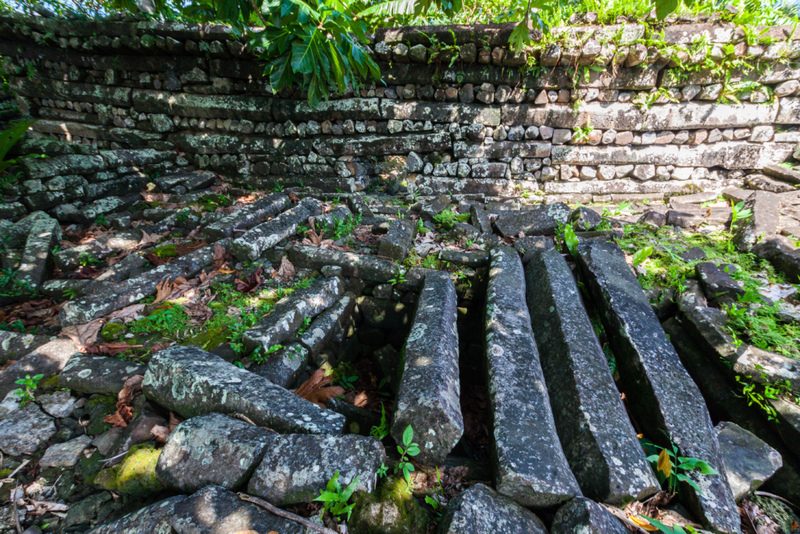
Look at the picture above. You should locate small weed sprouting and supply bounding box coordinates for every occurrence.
[395,425,420,484]
[95,213,109,227]
[78,253,102,268]
[250,344,283,364]
[641,434,718,497]
[13,373,43,406]
[313,471,359,522]
[370,403,390,441]
[433,207,469,231]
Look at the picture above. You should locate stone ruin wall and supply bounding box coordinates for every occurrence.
[3,13,800,221]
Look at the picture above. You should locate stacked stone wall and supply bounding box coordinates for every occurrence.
[2,13,800,218]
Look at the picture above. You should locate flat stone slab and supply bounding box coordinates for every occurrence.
[0,338,76,399]
[247,434,386,505]
[391,271,463,465]
[525,249,659,504]
[716,421,783,501]
[734,191,781,252]
[202,192,290,241]
[763,163,800,185]
[439,249,490,267]
[17,215,60,290]
[0,402,55,456]
[242,275,344,355]
[59,354,147,396]
[251,342,310,389]
[40,435,93,467]
[230,197,321,261]
[54,229,142,271]
[551,497,629,534]
[696,262,745,305]
[157,413,274,493]
[439,483,548,534]
[493,203,572,237]
[86,495,186,534]
[170,485,307,533]
[60,239,229,326]
[485,245,581,509]
[287,243,401,282]
[39,390,78,418]
[577,241,740,534]
[378,218,416,261]
[142,345,345,434]
[0,331,53,362]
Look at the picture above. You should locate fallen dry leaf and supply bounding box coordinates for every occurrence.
[138,230,164,248]
[169,412,183,432]
[235,267,265,293]
[212,244,230,271]
[83,341,142,356]
[103,375,144,428]
[61,319,105,351]
[150,424,170,444]
[274,256,296,281]
[66,265,103,279]
[105,303,146,323]
[294,369,344,407]
[140,191,171,203]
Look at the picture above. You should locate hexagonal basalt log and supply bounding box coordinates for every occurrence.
[525,249,659,504]
[576,242,740,534]
[391,271,463,465]
[230,198,322,261]
[485,245,581,509]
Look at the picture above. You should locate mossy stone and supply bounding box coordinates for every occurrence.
[95,443,163,497]
[349,476,430,534]
[85,395,117,435]
[100,322,128,342]
[150,244,178,258]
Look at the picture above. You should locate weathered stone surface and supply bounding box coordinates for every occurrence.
[157,413,274,493]
[248,434,386,504]
[133,89,273,120]
[439,250,490,267]
[59,354,147,396]
[142,345,345,434]
[762,163,800,185]
[287,244,401,282]
[439,483,548,534]
[378,218,416,262]
[22,153,106,180]
[0,331,53,362]
[391,271,463,465]
[525,249,659,504]
[86,495,186,534]
[298,292,355,355]
[734,191,781,252]
[230,198,321,261]
[696,262,745,305]
[40,435,93,467]
[493,203,572,237]
[202,192,290,241]
[170,485,307,533]
[251,342,310,389]
[39,390,77,418]
[154,170,215,192]
[551,496,629,534]
[716,421,782,501]
[485,246,581,508]
[0,402,55,456]
[60,240,227,326]
[242,275,344,355]
[576,242,740,534]
[17,216,60,291]
[0,338,75,399]
[54,229,142,271]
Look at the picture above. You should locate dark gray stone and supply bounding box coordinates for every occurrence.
[762,163,800,185]
[696,262,745,305]
[485,246,581,508]
[157,413,274,493]
[638,210,667,227]
[493,203,572,237]
[438,483,548,534]
[716,421,782,501]
[60,239,228,326]
[679,246,707,262]
[59,354,147,396]
[0,338,76,399]
[142,345,345,434]
[576,242,740,534]
[551,497,629,534]
[439,250,490,268]
[469,204,492,234]
[569,207,603,231]
[0,331,53,363]
[525,249,659,504]
[230,198,322,261]
[0,402,55,456]
[298,293,356,355]
[154,170,215,192]
[242,275,344,355]
[287,244,401,282]
[248,434,386,505]
[170,485,307,533]
[54,229,142,271]
[378,218,416,262]
[202,192,290,241]
[391,271,463,465]
[734,191,781,252]
[17,216,61,290]
[348,193,374,217]
[87,495,186,534]
[251,342,310,389]
[514,235,556,264]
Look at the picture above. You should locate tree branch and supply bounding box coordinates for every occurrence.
[237,493,338,534]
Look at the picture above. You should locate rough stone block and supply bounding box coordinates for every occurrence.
[551,497,630,534]
[378,218,416,262]
[493,203,572,237]
[716,421,782,501]
[59,354,146,396]
[287,244,401,282]
[230,198,321,261]
[17,216,60,291]
[439,483,548,534]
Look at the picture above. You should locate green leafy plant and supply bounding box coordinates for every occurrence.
[562,224,580,258]
[729,200,752,233]
[13,373,43,407]
[370,403,390,440]
[632,246,654,267]
[0,269,37,299]
[641,435,719,496]
[0,118,37,191]
[95,213,109,227]
[395,425,420,484]
[62,288,78,300]
[572,119,594,144]
[313,471,359,522]
[642,516,700,534]
[78,253,102,268]
[433,207,469,230]
[388,271,408,286]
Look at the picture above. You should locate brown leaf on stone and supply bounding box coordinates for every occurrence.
[145,252,168,266]
[150,424,170,444]
[235,267,265,293]
[288,192,300,204]
[66,265,103,279]
[169,412,183,432]
[83,341,141,356]
[212,244,230,270]
[105,303,146,323]
[103,374,145,428]
[353,392,369,408]
[61,319,105,351]
[274,256,296,281]
[294,369,344,407]
[138,230,165,248]
[153,276,186,304]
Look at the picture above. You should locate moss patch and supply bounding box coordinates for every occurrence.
[349,476,430,534]
[100,322,127,342]
[95,444,163,497]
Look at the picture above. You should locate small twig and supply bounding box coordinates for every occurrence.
[0,459,30,488]
[12,484,22,534]
[238,493,337,534]
[754,491,800,510]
